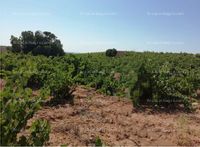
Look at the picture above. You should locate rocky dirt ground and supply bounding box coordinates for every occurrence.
[22,86,200,146]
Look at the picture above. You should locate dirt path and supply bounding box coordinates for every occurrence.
[25,86,200,146]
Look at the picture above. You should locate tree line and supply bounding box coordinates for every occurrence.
[10,31,65,56]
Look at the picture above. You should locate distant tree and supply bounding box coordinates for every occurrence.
[105,48,117,57]
[21,31,36,53]
[43,31,56,43]
[32,45,46,56]
[35,31,45,46]
[10,31,65,56]
[10,35,21,53]
[32,32,64,56]
[50,39,65,56]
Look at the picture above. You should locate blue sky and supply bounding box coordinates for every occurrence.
[0,0,200,53]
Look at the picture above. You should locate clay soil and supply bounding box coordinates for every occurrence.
[23,86,200,146]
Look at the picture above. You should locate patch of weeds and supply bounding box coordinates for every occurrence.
[95,136,103,147]
[60,144,68,147]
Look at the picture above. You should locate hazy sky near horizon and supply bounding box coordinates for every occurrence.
[0,0,200,53]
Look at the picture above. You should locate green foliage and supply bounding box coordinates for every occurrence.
[0,52,79,145]
[75,52,200,106]
[130,64,152,106]
[28,119,50,146]
[21,31,36,53]
[10,30,64,56]
[131,89,140,108]
[105,48,117,57]
[61,144,68,147]
[47,70,73,100]
[1,50,199,146]
[18,120,50,146]
[10,35,21,53]
[130,62,195,110]
[95,136,103,147]
[0,85,50,145]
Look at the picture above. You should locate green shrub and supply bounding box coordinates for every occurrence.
[105,48,117,57]
[0,86,50,145]
[95,137,103,147]
[46,70,74,100]
[29,119,50,145]
[130,64,152,106]
[130,63,193,110]
[18,119,50,146]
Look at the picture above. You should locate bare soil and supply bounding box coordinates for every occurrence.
[24,86,200,146]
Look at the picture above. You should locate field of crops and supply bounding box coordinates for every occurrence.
[1,50,200,145]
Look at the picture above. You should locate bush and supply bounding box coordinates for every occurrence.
[28,119,50,146]
[0,86,50,146]
[130,64,152,107]
[46,70,74,101]
[105,48,117,57]
[18,120,50,146]
[130,63,193,110]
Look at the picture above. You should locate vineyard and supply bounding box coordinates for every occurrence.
[1,50,200,145]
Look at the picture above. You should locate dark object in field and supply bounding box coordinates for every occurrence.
[105,48,117,57]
